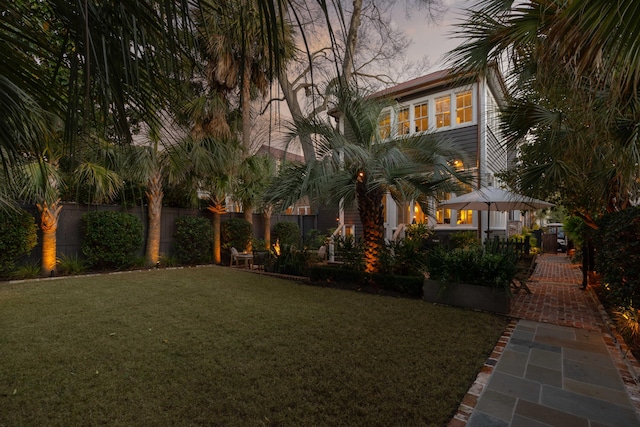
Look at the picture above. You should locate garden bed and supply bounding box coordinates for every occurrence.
[423,279,511,314]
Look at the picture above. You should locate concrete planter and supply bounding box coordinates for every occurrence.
[423,279,510,314]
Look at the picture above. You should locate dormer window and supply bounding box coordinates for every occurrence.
[414,102,428,132]
[456,91,473,124]
[378,111,391,139]
[397,107,410,135]
[435,96,451,128]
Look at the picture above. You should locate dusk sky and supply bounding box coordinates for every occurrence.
[391,0,469,72]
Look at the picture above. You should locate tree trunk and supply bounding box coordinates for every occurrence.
[356,180,384,274]
[279,70,317,162]
[208,202,225,265]
[242,65,252,151]
[244,203,253,252]
[145,171,163,266]
[38,200,62,276]
[263,205,273,250]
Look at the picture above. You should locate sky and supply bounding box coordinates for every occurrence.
[390,0,469,72]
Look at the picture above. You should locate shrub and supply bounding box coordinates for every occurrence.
[273,221,300,247]
[81,211,143,269]
[307,266,423,298]
[333,235,364,271]
[173,216,213,265]
[221,218,252,251]
[303,229,330,249]
[448,230,480,250]
[10,262,41,280]
[268,244,311,276]
[0,208,38,275]
[426,246,517,292]
[56,254,86,276]
[379,238,426,276]
[594,207,640,307]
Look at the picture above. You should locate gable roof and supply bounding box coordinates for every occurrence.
[368,68,455,100]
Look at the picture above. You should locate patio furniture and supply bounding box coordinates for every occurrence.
[230,247,253,269]
[511,254,537,294]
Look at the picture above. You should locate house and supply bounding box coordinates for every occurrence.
[330,65,521,241]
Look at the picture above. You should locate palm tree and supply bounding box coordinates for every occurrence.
[233,154,276,249]
[448,0,640,227]
[195,0,293,152]
[14,123,122,275]
[267,86,467,273]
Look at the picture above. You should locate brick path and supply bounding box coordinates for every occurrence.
[449,253,640,426]
[510,254,606,332]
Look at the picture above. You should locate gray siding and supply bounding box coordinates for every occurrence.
[440,125,479,168]
[487,126,507,172]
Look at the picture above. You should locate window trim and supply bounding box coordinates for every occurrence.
[378,84,476,139]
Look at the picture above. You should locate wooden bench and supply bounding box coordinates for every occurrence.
[511,254,537,294]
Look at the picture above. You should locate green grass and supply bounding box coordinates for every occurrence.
[0,266,507,426]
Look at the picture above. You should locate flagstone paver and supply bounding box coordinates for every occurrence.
[449,254,640,427]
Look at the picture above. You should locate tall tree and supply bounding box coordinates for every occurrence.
[195,0,293,152]
[448,0,640,227]
[13,122,122,275]
[276,0,443,162]
[267,86,466,273]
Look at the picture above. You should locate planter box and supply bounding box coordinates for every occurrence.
[423,279,510,314]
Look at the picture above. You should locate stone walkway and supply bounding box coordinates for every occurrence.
[450,254,640,426]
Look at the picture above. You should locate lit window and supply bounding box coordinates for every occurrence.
[457,210,473,224]
[378,111,391,139]
[436,208,451,224]
[414,102,428,132]
[435,96,451,128]
[397,107,409,135]
[456,91,473,124]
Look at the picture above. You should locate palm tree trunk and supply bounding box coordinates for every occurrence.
[243,203,253,251]
[263,205,273,250]
[145,171,163,266]
[356,182,384,274]
[208,202,225,264]
[242,65,252,151]
[38,200,62,276]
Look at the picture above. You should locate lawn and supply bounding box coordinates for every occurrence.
[0,266,507,426]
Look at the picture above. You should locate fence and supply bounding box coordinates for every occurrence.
[22,203,319,263]
[484,235,532,257]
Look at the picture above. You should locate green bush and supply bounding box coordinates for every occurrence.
[273,221,300,247]
[221,218,252,251]
[56,254,86,276]
[379,238,426,276]
[334,235,365,271]
[173,216,212,265]
[268,244,310,276]
[594,207,640,307]
[448,230,480,250]
[307,266,423,298]
[81,211,143,269]
[426,246,517,292]
[0,208,37,275]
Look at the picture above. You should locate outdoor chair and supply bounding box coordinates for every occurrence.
[511,254,537,294]
[230,247,253,269]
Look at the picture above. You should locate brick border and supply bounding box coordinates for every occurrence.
[447,318,518,426]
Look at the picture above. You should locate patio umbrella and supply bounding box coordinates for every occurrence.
[438,186,554,234]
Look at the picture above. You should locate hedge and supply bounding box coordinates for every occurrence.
[0,208,38,274]
[81,211,143,269]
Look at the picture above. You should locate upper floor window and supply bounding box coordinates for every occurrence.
[456,91,473,124]
[435,96,451,128]
[397,107,410,135]
[378,111,391,139]
[414,102,428,132]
